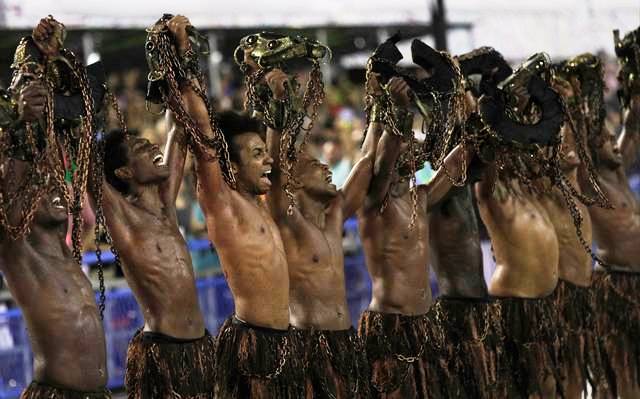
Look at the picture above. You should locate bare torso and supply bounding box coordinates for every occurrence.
[0,231,107,390]
[279,197,351,330]
[429,186,488,298]
[105,198,205,338]
[540,183,593,286]
[359,188,431,315]
[588,167,640,271]
[203,191,290,329]
[476,179,559,297]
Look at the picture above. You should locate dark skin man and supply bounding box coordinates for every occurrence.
[89,17,216,396]
[0,81,109,396]
[585,93,640,399]
[356,75,472,398]
[539,76,602,399]
[264,67,379,398]
[475,152,560,398]
[168,17,305,398]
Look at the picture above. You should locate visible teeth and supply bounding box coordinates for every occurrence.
[153,154,163,164]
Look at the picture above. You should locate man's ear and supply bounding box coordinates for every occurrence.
[230,161,239,177]
[114,166,133,181]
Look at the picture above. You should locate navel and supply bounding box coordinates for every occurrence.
[260,226,265,234]
[156,243,163,253]
[312,254,320,263]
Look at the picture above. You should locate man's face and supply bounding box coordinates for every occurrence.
[295,151,338,197]
[595,129,623,167]
[232,132,273,195]
[34,185,68,226]
[121,137,171,186]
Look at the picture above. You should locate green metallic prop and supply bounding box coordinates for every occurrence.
[235,32,331,214]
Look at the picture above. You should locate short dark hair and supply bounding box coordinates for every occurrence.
[217,111,264,162]
[103,129,130,194]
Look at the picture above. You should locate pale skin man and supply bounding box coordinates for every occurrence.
[166,17,306,398]
[475,153,561,398]
[584,93,640,399]
[356,76,473,398]
[263,67,379,398]
[0,76,110,397]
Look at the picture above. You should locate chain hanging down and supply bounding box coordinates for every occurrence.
[145,15,236,188]
[236,32,330,214]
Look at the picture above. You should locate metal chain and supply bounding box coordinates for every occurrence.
[243,61,326,214]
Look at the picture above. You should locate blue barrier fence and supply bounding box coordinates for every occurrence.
[0,254,373,398]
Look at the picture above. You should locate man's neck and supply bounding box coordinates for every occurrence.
[237,186,263,207]
[563,166,580,187]
[297,190,330,228]
[128,184,165,216]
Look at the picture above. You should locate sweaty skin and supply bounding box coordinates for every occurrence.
[540,124,592,287]
[92,123,205,339]
[1,165,108,390]
[358,106,471,315]
[429,185,488,298]
[475,169,559,298]
[170,20,290,329]
[0,74,107,390]
[265,70,379,330]
[585,96,640,270]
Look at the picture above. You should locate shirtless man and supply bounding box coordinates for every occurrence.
[538,70,608,398]
[355,76,472,398]
[585,89,640,398]
[475,147,561,398]
[88,19,217,399]
[0,79,110,398]
[166,17,304,398]
[261,68,377,398]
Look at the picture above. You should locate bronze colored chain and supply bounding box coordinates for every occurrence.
[243,60,326,214]
[148,29,236,188]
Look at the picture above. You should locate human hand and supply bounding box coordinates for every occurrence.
[387,77,412,108]
[16,81,47,122]
[31,15,65,57]
[264,68,289,100]
[166,15,191,54]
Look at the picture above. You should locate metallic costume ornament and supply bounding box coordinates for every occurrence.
[144,14,235,188]
[235,32,331,214]
[456,46,513,97]
[613,26,640,108]
[1,17,111,317]
[478,53,611,270]
[366,35,468,226]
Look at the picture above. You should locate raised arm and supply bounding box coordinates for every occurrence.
[0,81,47,243]
[362,77,412,212]
[618,95,640,170]
[159,111,188,208]
[339,79,410,218]
[424,144,473,210]
[166,16,231,214]
[261,69,291,220]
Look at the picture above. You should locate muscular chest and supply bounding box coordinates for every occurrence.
[286,215,343,274]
